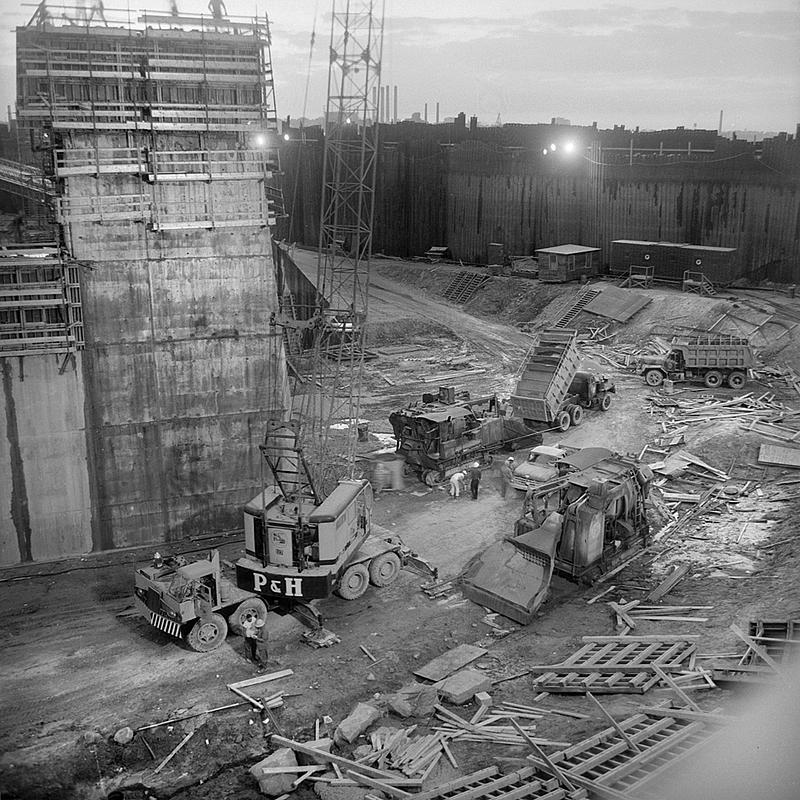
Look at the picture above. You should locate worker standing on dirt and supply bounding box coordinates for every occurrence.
[499,457,515,498]
[243,617,268,667]
[449,470,466,498]
[468,462,482,500]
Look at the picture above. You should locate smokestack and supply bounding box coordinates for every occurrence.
[436,102,440,124]
[424,102,428,123]
[393,85,398,123]
[372,86,377,116]
[718,109,724,135]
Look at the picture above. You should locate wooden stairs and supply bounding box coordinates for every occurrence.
[553,286,602,328]
[443,271,489,303]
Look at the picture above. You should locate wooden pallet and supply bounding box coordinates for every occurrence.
[530,706,727,798]
[743,619,800,665]
[527,636,699,694]
[443,272,489,303]
[411,765,585,800]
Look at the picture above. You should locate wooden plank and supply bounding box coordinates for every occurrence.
[646,564,690,601]
[586,693,642,753]
[652,666,700,711]
[228,668,294,690]
[757,444,800,469]
[345,771,413,798]
[729,624,788,676]
[153,729,196,774]
[270,736,420,785]
[413,644,487,682]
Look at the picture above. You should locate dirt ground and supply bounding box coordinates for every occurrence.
[2,259,800,799]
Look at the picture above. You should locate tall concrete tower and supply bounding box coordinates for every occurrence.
[2,10,288,564]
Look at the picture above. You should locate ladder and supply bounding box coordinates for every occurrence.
[682,270,717,296]
[553,286,602,328]
[442,271,489,303]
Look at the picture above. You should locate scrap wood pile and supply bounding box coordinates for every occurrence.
[357,725,456,778]
[432,702,576,747]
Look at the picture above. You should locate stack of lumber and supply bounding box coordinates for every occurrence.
[356,727,451,778]
[432,703,570,747]
[421,579,456,599]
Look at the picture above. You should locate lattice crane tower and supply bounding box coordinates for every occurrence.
[272,0,384,501]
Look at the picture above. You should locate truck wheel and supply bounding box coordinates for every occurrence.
[229,597,268,636]
[600,393,612,411]
[556,410,571,432]
[186,613,228,652]
[368,552,402,587]
[727,371,746,390]
[644,370,664,387]
[704,370,723,388]
[423,469,443,487]
[335,563,369,600]
[568,404,584,426]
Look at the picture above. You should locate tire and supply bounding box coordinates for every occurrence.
[185,613,228,652]
[556,410,571,432]
[335,563,370,600]
[568,404,584,427]
[644,370,664,387]
[600,393,612,411]
[423,469,443,487]
[703,370,723,388]
[727,371,746,390]
[368,551,402,587]
[229,597,268,636]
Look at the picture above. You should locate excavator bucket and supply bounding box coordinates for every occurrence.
[461,513,563,625]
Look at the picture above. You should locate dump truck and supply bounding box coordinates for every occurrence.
[389,386,543,486]
[462,449,652,624]
[638,334,754,389]
[510,328,615,433]
[135,479,436,651]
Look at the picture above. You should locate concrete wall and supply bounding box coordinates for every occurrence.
[73,220,283,552]
[0,354,92,564]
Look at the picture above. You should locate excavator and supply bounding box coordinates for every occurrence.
[462,449,653,624]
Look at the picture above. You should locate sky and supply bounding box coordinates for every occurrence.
[0,0,798,133]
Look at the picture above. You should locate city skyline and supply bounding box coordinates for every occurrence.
[0,0,797,134]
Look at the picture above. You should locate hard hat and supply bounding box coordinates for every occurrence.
[255,619,265,628]
[507,457,514,462]
[472,462,479,468]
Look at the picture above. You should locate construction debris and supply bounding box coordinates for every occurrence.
[434,667,492,705]
[334,702,383,745]
[525,635,700,694]
[413,644,487,682]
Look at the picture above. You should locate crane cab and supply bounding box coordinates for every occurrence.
[237,480,373,601]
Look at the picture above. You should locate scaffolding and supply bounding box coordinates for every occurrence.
[16,7,281,231]
[0,242,83,358]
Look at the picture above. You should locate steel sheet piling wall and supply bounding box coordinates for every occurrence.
[282,135,799,282]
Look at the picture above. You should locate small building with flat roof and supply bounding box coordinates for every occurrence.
[535,244,601,283]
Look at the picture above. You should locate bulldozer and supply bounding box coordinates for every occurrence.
[462,449,653,624]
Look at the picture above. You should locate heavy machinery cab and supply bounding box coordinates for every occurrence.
[515,453,652,581]
[238,479,374,601]
[390,388,541,485]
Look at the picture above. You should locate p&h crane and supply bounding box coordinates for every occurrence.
[134,2,434,651]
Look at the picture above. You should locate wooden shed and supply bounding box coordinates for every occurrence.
[535,244,601,283]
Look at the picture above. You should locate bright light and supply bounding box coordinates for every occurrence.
[542,148,548,155]
[550,142,557,151]
[346,116,352,124]
[283,133,290,141]
[563,141,576,153]
[254,134,266,147]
